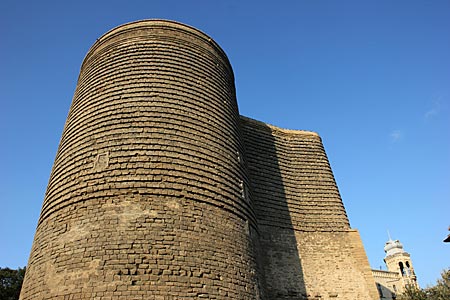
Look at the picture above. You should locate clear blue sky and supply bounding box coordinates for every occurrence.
[1,0,449,288]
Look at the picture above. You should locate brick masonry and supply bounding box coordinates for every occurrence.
[241,117,378,299]
[20,20,378,300]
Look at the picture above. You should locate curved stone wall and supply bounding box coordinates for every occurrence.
[240,116,350,232]
[21,20,259,299]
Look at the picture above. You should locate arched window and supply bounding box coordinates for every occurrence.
[405,261,411,276]
[399,262,405,276]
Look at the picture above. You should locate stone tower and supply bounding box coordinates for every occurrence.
[20,20,260,299]
[21,20,379,299]
[384,239,419,293]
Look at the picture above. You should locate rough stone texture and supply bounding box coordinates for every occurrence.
[21,20,378,300]
[241,117,378,300]
[240,117,350,232]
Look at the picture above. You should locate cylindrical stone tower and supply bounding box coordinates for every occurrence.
[21,20,259,299]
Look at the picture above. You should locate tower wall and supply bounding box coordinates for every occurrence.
[240,116,350,232]
[385,252,418,293]
[20,20,259,299]
[240,117,378,299]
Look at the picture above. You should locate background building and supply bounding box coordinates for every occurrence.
[372,239,419,299]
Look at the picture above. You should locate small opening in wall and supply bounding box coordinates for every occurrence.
[245,220,250,236]
[236,150,242,164]
[239,180,250,203]
[399,262,405,276]
[405,261,411,276]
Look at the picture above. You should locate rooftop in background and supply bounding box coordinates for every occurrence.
[444,227,450,243]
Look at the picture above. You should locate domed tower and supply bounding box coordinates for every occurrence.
[384,238,419,293]
[20,20,260,299]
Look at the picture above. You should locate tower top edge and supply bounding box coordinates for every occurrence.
[99,19,219,44]
[240,115,320,137]
[80,19,232,75]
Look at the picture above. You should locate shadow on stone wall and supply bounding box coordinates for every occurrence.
[240,118,307,300]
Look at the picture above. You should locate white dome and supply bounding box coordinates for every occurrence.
[384,239,405,257]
